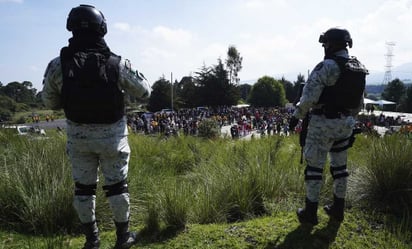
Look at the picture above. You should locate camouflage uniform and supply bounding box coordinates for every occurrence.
[293,49,362,203]
[42,57,150,224]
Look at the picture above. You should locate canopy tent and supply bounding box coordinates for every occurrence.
[363,98,396,112]
[363,98,376,104]
[364,98,396,106]
[373,99,396,106]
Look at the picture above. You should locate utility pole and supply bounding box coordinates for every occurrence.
[383,41,395,84]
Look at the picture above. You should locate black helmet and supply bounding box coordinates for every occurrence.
[319,28,352,48]
[66,4,107,36]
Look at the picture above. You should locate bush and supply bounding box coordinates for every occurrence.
[197,119,220,139]
[0,132,77,235]
[0,108,12,122]
[352,134,412,216]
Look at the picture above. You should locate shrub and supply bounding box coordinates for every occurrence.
[0,132,77,234]
[197,119,220,139]
[351,134,412,217]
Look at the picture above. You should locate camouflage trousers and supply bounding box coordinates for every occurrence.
[67,135,131,224]
[303,114,355,202]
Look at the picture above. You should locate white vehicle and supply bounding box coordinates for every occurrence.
[17,125,31,135]
[0,125,46,136]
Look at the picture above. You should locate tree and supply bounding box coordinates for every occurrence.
[0,95,16,121]
[175,76,197,108]
[279,77,294,103]
[398,85,412,113]
[381,78,405,103]
[225,45,242,85]
[147,77,172,112]
[0,81,37,105]
[248,76,287,107]
[0,94,31,122]
[292,73,306,104]
[195,59,239,107]
[239,84,252,103]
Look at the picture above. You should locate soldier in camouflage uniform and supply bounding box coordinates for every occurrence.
[42,5,150,249]
[289,28,368,225]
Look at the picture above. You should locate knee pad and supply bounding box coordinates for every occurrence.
[304,165,323,180]
[75,182,97,196]
[330,165,349,179]
[103,179,129,197]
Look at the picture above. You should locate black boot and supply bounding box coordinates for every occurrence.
[82,221,100,249]
[296,198,319,225]
[324,195,345,222]
[113,221,137,249]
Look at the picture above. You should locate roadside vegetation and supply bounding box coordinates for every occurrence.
[0,130,410,248]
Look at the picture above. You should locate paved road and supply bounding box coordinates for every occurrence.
[221,125,261,140]
[22,119,67,130]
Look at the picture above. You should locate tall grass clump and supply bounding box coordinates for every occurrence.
[126,133,304,234]
[0,132,77,235]
[351,134,412,218]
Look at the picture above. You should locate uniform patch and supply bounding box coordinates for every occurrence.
[314,62,324,71]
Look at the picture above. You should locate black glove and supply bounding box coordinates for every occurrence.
[288,116,299,131]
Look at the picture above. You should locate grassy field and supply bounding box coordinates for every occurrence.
[0,129,410,248]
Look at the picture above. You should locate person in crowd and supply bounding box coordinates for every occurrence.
[42,5,150,248]
[289,27,368,225]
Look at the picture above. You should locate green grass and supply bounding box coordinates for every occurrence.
[0,131,411,248]
[0,211,410,248]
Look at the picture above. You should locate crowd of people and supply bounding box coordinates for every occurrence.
[126,105,412,139]
[126,106,295,138]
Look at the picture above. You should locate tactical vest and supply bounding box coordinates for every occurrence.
[318,56,367,111]
[60,51,124,124]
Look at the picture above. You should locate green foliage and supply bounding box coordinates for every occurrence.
[0,81,39,106]
[197,119,221,139]
[226,45,243,85]
[148,78,173,112]
[0,82,38,122]
[0,132,77,235]
[194,60,239,107]
[238,83,252,102]
[399,85,412,112]
[279,76,295,103]
[175,76,197,108]
[381,78,405,104]
[351,134,412,217]
[248,76,287,107]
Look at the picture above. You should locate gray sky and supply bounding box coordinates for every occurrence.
[1,0,411,91]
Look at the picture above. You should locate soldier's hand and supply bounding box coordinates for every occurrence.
[288,116,299,131]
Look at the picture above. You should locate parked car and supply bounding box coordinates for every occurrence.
[0,125,46,136]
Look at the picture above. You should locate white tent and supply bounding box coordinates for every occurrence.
[373,99,396,106]
[363,98,376,104]
[363,98,396,112]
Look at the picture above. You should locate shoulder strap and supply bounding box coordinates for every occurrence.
[325,55,348,72]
